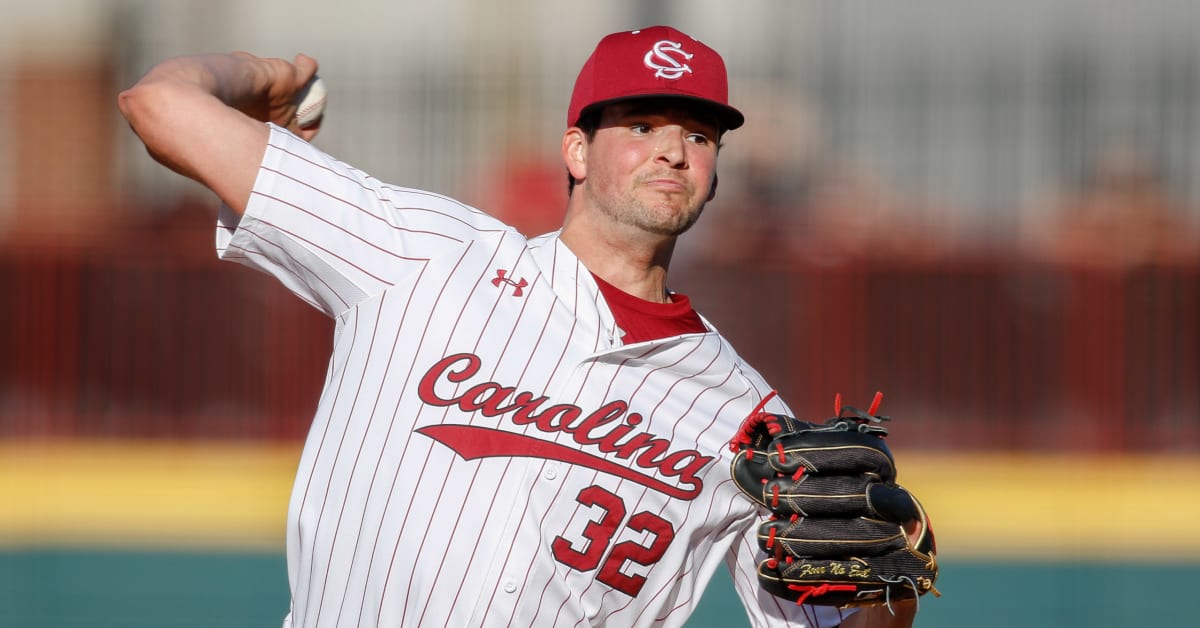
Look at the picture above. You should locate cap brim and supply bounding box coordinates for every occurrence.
[576,94,744,131]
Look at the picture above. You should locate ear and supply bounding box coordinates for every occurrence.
[562,127,588,183]
[707,173,719,202]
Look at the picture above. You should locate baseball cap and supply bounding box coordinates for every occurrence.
[568,26,744,131]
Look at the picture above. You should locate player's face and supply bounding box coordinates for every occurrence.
[579,102,720,237]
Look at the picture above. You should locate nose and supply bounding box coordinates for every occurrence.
[654,127,687,167]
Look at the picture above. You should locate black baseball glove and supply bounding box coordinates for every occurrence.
[729,392,939,609]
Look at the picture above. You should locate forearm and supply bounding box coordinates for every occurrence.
[170,53,321,119]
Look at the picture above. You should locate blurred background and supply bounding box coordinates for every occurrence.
[2,0,1198,626]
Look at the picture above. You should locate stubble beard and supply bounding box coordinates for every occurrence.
[590,180,707,238]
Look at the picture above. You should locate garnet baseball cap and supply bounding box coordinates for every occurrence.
[568,26,744,131]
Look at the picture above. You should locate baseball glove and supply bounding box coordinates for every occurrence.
[729,392,939,609]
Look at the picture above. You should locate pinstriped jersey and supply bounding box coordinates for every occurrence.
[216,125,848,628]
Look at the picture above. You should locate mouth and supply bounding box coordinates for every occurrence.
[641,176,690,194]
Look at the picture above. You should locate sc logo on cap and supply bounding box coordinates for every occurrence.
[644,40,694,80]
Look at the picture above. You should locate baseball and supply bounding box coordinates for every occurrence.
[294,76,327,129]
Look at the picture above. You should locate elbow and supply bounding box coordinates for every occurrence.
[116,81,194,176]
[117,81,166,131]
[117,80,188,165]
[116,86,136,121]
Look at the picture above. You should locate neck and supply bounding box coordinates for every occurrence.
[559,207,677,304]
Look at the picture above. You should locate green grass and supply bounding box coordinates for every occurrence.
[693,559,1199,627]
[0,548,288,628]
[1,549,1195,627]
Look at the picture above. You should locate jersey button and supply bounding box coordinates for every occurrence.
[544,466,558,480]
[503,580,517,594]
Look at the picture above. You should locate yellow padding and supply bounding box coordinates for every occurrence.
[0,440,299,550]
[1,442,1198,558]
[898,452,1200,560]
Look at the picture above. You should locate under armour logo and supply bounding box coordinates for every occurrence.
[491,269,528,297]
[644,40,694,80]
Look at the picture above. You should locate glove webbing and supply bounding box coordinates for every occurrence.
[728,390,781,457]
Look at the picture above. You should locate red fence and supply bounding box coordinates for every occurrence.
[3,223,1196,451]
[677,258,1199,452]
[1,223,330,441]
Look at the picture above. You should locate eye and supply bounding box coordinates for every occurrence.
[686,132,713,146]
[629,122,652,135]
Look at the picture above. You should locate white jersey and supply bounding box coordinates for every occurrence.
[217,125,848,628]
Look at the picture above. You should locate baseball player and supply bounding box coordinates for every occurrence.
[119,26,916,627]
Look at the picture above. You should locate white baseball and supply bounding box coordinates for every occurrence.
[294,76,327,129]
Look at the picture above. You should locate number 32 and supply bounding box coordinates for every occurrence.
[551,485,676,597]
